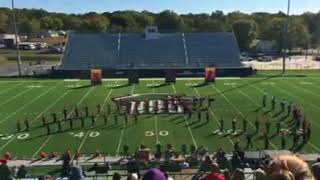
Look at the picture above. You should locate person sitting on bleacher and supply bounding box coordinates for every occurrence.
[202,163,225,180]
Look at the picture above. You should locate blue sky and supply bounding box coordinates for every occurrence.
[0,0,319,15]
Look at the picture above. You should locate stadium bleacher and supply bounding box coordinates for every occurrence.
[59,31,243,70]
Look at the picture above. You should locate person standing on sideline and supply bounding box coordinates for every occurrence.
[232,118,237,133]
[262,92,267,108]
[46,123,51,135]
[91,113,96,126]
[246,134,253,149]
[41,115,47,127]
[96,104,101,115]
[84,105,89,117]
[63,106,67,120]
[265,120,271,135]
[57,118,62,131]
[52,112,57,123]
[205,111,210,124]
[271,96,276,110]
[197,111,201,122]
[219,116,224,133]
[24,117,29,131]
[242,116,248,132]
[102,112,108,125]
[16,120,21,133]
[255,117,260,133]
[280,99,286,113]
[74,105,79,118]
[69,117,73,129]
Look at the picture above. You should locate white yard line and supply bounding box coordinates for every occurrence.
[0,82,73,152]
[0,81,63,124]
[173,83,198,148]
[116,85,135,156]
[0,82,24,95]
[31,86,94,158]
[77,89,114,152]
[171,84,177,93]
[152,80,159,144]
[191,86,234,146]
[0,84,38,107]
[241,81,320,152]
[210,85,278,149]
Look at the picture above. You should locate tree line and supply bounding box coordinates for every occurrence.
[0,8,319,51]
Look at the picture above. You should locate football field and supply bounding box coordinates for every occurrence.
[0,71,320,159]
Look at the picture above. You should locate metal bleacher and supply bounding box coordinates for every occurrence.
[59,32,243,70]
[119,33,185,68]
[185,32,242,68]
[60,33,119,70]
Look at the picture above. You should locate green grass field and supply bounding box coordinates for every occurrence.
[0,72,320,159]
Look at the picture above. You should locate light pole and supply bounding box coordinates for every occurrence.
[11,0,22,76]
[282,0,291,74]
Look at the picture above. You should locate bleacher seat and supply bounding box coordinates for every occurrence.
[59,32,243,70]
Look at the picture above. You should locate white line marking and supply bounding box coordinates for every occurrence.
[210,85,277,149]
[174,82,198,148]
[240,79,320,152]
[116,85,135,156]
[152,80,159,144]
[191,85,234,146]
[171,84,177,93]
[0,82,24,95]
[31,85,94,158]
[0,81,63,124]
[0,84,39,107]
[0,83,72,152]
[77,89,114,152]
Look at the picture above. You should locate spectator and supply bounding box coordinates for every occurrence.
[0,161,12,180]
[266,155,314,180]
[255,167,267,180]
[200,156,213,172]
[17,165,27,178]
[222,169,231,180]
[61,149,72,177]
[142,168,166,180]
[312,157,320,180]
[113,172,121,180]
[127,173,139,180]
[231,168,244,180]
[231,152,242,170]
[203,163,225,180]
[69,166,85,180]
[213,148,229,169]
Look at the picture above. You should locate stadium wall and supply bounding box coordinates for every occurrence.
[49,67,253,79]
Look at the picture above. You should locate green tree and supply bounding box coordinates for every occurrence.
[63,16,83,30]
[232,19,257,51]
[155,10,184,31]
[0,12,8,33]
[83,15,110,32]
[51,17,63,30]
[18,19,40,37]
[40,16,53,29]
[110,12,137,31]
[288,19,311,49]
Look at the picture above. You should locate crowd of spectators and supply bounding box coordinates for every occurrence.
[0,145,319,180]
